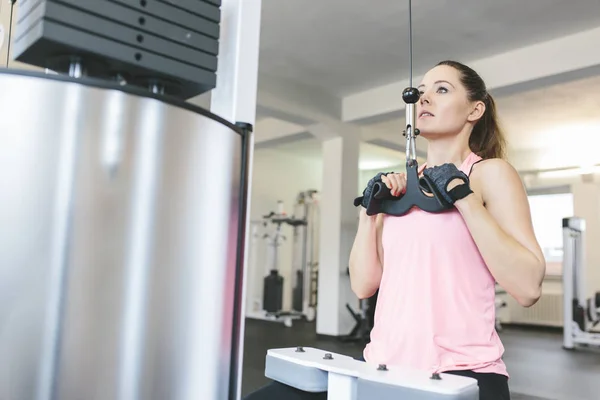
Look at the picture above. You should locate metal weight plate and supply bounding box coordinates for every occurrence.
[13,20,216,98]
[110,0,221,38]
[22,2,218,71]
[57,0,220,55]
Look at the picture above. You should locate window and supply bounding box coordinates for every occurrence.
[527,192,574,276]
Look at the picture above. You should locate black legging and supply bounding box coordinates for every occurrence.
[244,360,510,400]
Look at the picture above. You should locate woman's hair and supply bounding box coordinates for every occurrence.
[436,60,507,160]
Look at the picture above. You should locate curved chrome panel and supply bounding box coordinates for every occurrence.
[0,71,245,400]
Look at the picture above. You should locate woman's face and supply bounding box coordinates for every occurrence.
[415,65,484,138]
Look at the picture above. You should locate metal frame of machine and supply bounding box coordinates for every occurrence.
[2,1,261,399]
[562,217,600,350]
[264,347,479,400]
[246,191,320,328]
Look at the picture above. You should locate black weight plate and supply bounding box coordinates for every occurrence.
[30,1,218,71]
[13,18,215,99]
[18,0,221,40]
[200,0,221,6]
[109,0,220,38]
[55,0,220,55]
[155,0,220,22]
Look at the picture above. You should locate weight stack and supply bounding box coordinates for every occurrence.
[263,270,283,313]
[292,270,303,312]
[11,0,221,100]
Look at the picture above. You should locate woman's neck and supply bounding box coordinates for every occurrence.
[425,134,472,168]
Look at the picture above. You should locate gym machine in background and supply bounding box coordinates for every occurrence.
[0,1,260,400]
[293,190,320,322]
[340,289,378,344]
[256,201,306,328]
[562,217,600,350]
[246,191,320,327]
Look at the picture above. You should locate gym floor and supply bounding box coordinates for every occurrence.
[241,318,600,400]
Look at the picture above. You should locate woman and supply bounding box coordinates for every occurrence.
[245,60,546,400]
[352,60,545,400]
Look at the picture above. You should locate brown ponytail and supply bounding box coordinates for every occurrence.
[436,60,507,160]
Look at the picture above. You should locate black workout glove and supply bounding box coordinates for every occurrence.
[419,163,473,207]
[354,172,394,213]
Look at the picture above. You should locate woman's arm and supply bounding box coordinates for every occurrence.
[348,209,384,299]
[454,159,546,307]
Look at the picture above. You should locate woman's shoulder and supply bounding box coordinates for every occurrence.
[469,157,524,202]
[470,157,519,180]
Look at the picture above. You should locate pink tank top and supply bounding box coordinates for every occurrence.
[363,152,507,377]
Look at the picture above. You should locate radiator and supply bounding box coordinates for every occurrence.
[505,292,563,327]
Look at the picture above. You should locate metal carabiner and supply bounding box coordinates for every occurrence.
[403,87,420,167]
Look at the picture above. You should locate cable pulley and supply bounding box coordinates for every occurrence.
[358,0,452,216]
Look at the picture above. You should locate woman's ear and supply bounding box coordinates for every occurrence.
[467,100,486,122]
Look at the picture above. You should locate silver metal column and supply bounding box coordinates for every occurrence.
[562,216,586,350]
[0,70,250,400]
[211,0,262,398]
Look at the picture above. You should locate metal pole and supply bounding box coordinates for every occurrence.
[210,1,262,398]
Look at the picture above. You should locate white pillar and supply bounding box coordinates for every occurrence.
[314,130,360,336]
[210,0,262,126]
[209,1,262,399]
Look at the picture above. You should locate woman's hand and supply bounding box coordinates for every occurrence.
[381,172,407,197]
[354,171,404,210]
[421,163,473,206]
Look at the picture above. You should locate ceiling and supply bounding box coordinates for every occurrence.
[254,0,600,173]
[259,0,600,97]
[496,75,600,152]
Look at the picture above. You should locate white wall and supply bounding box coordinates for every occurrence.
[245,148,322,314]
